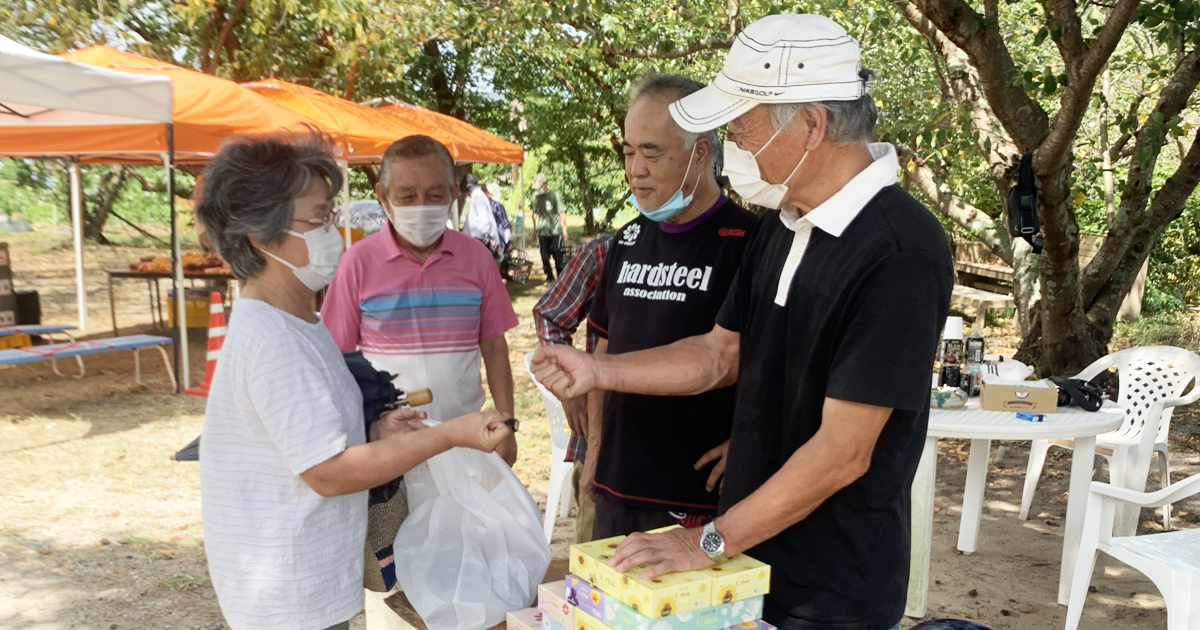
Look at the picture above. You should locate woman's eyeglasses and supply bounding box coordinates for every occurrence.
[292,209,343,232]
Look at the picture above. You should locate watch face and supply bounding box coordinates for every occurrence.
[701,532,722,554]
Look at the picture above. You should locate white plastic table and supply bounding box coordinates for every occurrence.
[906,400,1124,617]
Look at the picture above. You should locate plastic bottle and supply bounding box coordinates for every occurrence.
[964,322,985,396]
[966,322,985,364]
[939,316,964,388]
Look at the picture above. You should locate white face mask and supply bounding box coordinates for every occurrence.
[388,201,450,247]
[257,227,344,292]
[722,113,809,210]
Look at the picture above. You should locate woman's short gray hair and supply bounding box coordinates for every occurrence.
[196,133,343,280]
[768,70,878,144]
[631,72,720,167]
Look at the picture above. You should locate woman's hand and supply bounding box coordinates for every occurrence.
[369,408,428,442]
[444,409,513,453]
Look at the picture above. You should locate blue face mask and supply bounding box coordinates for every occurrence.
[631,144,698,222]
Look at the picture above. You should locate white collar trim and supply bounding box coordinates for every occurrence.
[779,142,898,236]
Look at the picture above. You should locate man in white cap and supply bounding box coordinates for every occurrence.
[531,14,954,630]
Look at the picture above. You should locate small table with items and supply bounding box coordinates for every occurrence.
[105,267,235,335]
[905,399,1125,617]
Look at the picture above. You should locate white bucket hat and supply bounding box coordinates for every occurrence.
[670,14,866,133]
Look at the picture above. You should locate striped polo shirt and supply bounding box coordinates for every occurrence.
[321,228,518,423]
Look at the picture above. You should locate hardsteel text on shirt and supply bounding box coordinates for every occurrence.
[615,259,715,303]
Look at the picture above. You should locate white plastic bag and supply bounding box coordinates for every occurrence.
[394,444,551,630]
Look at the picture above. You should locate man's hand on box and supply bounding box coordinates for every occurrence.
[531,345,597,400]
[610,526,713,579]
[370,408,428,442]
[694,440,729,493]
[563,394,589,436]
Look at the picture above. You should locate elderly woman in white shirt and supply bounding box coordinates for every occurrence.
[195,134,512,630]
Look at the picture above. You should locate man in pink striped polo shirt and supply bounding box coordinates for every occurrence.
[321,135,519,465]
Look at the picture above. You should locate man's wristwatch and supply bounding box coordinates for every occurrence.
[700,521,729,564]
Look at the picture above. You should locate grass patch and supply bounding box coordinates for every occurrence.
[1112,310,1200,351]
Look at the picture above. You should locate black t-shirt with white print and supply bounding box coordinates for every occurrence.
[588,196,756,514]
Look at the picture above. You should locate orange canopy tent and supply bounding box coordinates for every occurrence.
[0,46,319,165]
[374,103,524,164]
[242,81,524,236]
[0,46,323,392]
[241,79,429,165]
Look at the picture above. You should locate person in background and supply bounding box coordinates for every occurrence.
[320,136,519,468]
[196,133,512,630]
[462,173,501,261]
[579,72,756,539]
[531,233,613,543]
[485,183,513,254]
[533,15,954,630]
[530,173,568,284]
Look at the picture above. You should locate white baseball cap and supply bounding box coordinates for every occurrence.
[670,14,866,133]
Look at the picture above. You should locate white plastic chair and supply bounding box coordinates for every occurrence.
[1020,346,1200,534]
[1065,474,1200,630]
[524,352,576,543]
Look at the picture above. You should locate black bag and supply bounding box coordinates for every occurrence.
[1049,376,1105,411]
[1005,153,1044,254]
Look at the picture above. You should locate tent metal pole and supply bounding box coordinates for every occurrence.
[167,126,188,392]
[339,160,351,249]
[515,164,525,252]
[69,160,87,330]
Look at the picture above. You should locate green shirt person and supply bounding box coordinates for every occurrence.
[531,173,568,283]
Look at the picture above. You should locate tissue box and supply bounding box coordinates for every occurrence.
[565,574,613,624]
[545,620,568,630]
[728,621,777,630]
[507,608,544,630]
[612,595,764,630]
[569,536,712,617]
[696,555,771,604]
[539,580,575,628]
[979,377,1058,412]
[574,608,612,630]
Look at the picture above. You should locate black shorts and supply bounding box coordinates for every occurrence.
[592,491,711,539]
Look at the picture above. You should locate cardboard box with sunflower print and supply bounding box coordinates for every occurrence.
[568,571,765,630]
[568,535,712,617]
[574,608,612,630]
[695,555,772,605]
[565,574,613,624]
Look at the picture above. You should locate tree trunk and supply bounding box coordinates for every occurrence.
[82,166,128,245]
[902,0,1186,378]
[572,153,595,235]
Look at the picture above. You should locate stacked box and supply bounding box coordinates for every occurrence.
[696,555,771,605]
[564,533,776,630]
[568,573,764,630]
[539,581,575,630]
[507,607,544,630]
[569,535,711,617]
[574,608,609,630]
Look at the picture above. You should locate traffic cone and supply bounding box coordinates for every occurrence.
[186,291,226,397]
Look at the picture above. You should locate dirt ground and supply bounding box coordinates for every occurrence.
[2,229,1199,630]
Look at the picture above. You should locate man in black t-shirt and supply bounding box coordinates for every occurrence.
[532,15,953,630]
[583,73,756,539]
